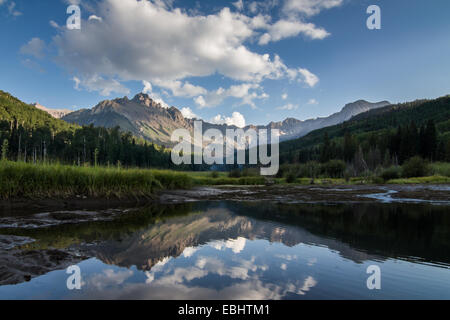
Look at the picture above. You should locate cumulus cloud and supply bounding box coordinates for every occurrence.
[73,75,130,96]
[298,68,319,87]
[53,0,292,90]
[20,38,46,59]
[142,80,153,95]
[283,0,343,17]
[51,0,329,97]
[182,247,198,258]
[282,93,288,100]
[248,0,279,15]
[195,83,268,109]
[141,80,170,108]
[152,79,207,98]
[258,19,329,45]
[180,107,199,119]
[210,112,246,128]
[194,96,206,108]
[233,0,244,11]
[307,98,318,104]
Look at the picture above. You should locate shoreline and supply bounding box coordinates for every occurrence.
[1,184,449,211]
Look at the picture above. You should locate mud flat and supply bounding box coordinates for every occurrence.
[0,234,86,285]
[159,184,450,204]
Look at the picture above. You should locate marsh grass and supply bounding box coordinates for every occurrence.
[386,175,450,184]
[1,161,449,200]
[431,162,450,177]
[0,161,191,200]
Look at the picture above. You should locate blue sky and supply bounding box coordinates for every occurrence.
[0,0,449,126]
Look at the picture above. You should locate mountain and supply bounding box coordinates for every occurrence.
[63,93,390,145]
[33,103,72,119]
[63,93,194,146]
[250,100,391,141]
[279,95,450,163]
[0,90,171,168]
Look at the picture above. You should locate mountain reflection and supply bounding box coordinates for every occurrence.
[67,202,448,271]
[1,201,449,298]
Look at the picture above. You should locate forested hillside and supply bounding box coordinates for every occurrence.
[280,95,450,166]
[0,91,171,168]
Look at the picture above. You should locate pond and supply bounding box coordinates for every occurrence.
[0,200,449,299]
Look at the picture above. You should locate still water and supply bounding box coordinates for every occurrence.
[0,201,449,299]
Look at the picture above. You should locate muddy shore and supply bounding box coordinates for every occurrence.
[1,184,449,213]
[158,184,450,205]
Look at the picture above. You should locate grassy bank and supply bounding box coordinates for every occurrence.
[1,160,449,201]
[0,161,191,200]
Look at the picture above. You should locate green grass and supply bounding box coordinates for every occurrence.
[0,161,191,200]
[431,162,450,177]
[387,175,450,184]
[1,161,449,200]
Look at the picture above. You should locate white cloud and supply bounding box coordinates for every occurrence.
[72,75,130,96]
[282,93,288,100]
[307,98,318,104]
[88,15,103,22]
[194,96,206,108]
[20,38,46,59]
[182,247,198,258]
[53,0,293,90]
[49,20,59,28]
[233,0,244,11]
[276,103,298,111]
[298,68,319,87]
[248,0,279,15]
[51,0,331,97]
[152,79,207,98]
[258,19,329,45]
[142,80,153,95]
[196,83,268,109]
[283,0,343,17]
[141,80,170,108]
[210,112,246,128]
[180,107,198,119]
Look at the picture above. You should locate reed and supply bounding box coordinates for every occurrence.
[0,161,192,200]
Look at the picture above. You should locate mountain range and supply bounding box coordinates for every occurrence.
[32,103,72,119]
[53,93,390,146]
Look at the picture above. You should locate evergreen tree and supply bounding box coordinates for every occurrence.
[1,139,8,160]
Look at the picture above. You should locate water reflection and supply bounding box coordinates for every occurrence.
[0,201,449,299]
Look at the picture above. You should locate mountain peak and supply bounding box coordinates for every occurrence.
[131,93,161,108]
[33,103,72,119]
[342,100,390,112]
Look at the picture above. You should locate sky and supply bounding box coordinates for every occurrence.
[0,0,449,127]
